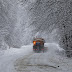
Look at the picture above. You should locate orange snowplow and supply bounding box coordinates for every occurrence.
[33,38,45,53]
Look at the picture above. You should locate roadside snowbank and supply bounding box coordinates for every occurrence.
[0,44,33,72]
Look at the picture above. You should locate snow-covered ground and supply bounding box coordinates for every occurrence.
[0,44,33,72]
[0,43,72,72]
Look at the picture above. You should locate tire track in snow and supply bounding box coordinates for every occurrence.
[14,52,58,72]
[14,52,34,71]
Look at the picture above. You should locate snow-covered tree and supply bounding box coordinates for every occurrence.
[0,0,72,57]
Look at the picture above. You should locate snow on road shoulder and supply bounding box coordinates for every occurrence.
[45,43,64,51]
[0,44,33,72]
[4,44,33,56]
[44,43,72,72]
[45,43,65,55]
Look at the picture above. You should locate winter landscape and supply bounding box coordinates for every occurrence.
[0,0,72,72]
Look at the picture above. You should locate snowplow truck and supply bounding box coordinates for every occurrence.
[33,38,45,52]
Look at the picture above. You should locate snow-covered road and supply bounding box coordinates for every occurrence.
[0,43,72,72]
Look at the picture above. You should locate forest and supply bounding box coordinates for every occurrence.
[0,0,72,57]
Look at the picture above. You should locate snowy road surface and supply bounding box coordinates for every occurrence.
[0,43,72,72]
